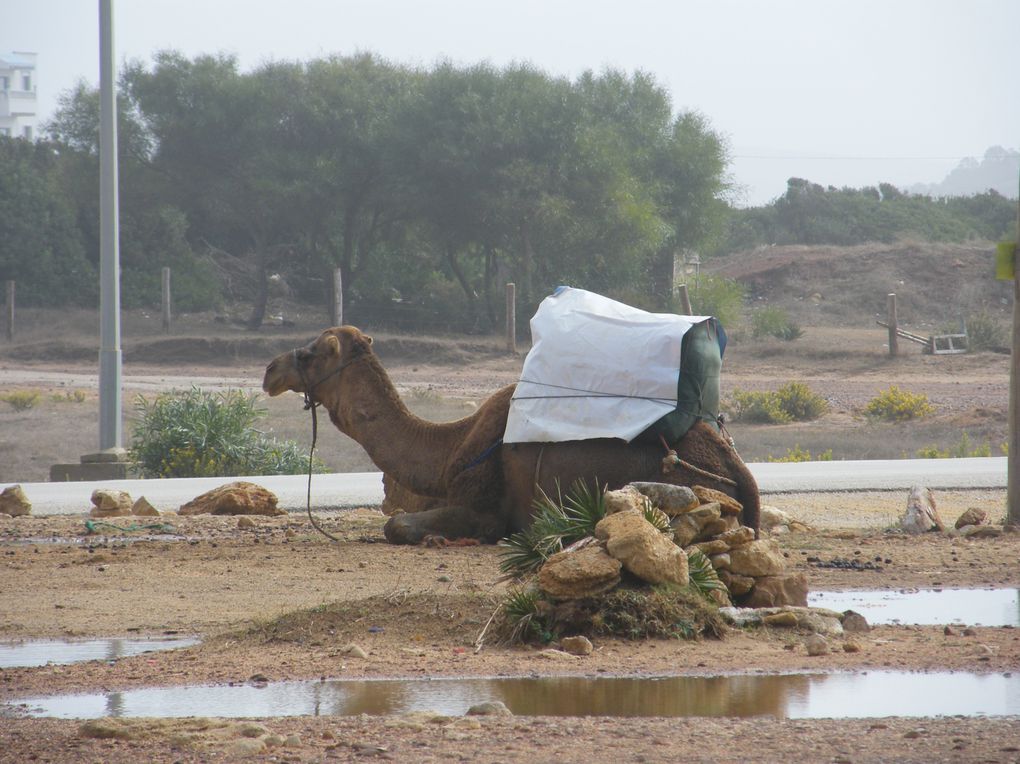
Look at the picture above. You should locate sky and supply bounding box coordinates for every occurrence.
[2,0,1018,206]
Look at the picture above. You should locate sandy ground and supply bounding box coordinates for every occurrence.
[1,492,1018,763]
[0,316,1017,761]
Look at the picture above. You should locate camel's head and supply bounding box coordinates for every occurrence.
[262,326,373,398]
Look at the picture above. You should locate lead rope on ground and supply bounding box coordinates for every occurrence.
[303,389,343,543]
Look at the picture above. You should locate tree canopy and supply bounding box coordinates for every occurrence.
[5,51,1008,330]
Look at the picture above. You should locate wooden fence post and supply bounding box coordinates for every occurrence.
[4,281,13,341]
[887,293,898,357]
[505,282,516,354]
[332,268,343,326]
[161,267,171,334]
[677,283,692,316]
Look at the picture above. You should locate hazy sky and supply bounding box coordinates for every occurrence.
[3,0,1018,205]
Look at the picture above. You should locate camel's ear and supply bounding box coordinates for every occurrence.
[323,334,341,357]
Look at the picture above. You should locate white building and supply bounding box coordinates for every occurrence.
[0,52,37,140]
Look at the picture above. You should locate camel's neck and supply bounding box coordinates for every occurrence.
[319,353,468,496]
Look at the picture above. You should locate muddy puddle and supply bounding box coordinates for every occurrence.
[0,637,200,669]
[809,588,1020,626]
[8,671,1018,720]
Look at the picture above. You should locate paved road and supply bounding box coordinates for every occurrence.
[2,458,1006,517]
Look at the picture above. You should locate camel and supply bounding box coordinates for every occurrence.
[262,326,761,545]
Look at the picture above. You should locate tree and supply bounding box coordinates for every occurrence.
[47,80,222,311]
[296,54,421,314]
[124,53,310,326]
[0,137,95,305]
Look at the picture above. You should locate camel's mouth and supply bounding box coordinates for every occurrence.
[262,357,298,397]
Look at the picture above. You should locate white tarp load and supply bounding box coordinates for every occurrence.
[503,287,713,444]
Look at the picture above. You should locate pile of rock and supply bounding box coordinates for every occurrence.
[535,481,806,609]
[89,489,160,518]
[0,480,282,519]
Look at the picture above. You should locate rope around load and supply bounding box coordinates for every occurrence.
[513,377,721,427]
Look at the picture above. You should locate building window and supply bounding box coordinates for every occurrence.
[23,126,33,140]
[22,75,32,91]
[0,76,8,90]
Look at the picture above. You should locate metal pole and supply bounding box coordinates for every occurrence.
[1007,174,1019,528]
[98,0,122,452]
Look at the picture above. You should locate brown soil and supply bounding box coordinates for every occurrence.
[0,500,1018,763]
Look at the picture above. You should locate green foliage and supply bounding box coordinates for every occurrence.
[498,480,608,577]
[774,382,829,421]
[498,586,549,644]
[916,432,992,459]
[0,137,96,306]
[727,390,791,424]
[0,390,41,411]
[49,390,87,403]
[691,274,745,328]
[965,311,1008,351]
[727,382,828,424]
[130,387,322,478]
[766,445,834,463]
[716,177,1018,252]
[686,548,728,599]
[584,585,726,640]
[864,386,935,422]
[749,306,802,341]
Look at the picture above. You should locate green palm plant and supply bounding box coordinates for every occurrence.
[686,548,727,600]
[498,479,607,577]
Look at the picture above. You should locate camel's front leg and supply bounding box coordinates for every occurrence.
[383,504,508,545]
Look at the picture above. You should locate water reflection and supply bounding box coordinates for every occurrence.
[10,671,1018,720]
[809,588,1020,626]
[0,637,199,668]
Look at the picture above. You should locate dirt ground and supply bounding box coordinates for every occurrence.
[0,306,1018,762]
[0,496,1018,763]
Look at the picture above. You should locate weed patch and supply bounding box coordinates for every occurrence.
[864,386,934,422]
[1,390,41,411]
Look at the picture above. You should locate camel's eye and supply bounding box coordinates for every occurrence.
[294,347,316,364]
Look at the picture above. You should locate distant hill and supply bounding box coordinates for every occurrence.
[706,241,1013,329]
[909,146,1019,199]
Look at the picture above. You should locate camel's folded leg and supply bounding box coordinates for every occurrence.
[383,504,507,545]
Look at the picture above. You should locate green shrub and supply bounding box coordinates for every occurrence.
[750,306,804,341]
[864,386,935,422]
[917,432,992,459]
[49,390,87,404]
[965,311,1007,351]
[727,382,827,424]
[774,382,829,421]
[1,390,41,411]
[130,387,323,478]
[498,480,609,577]
[727,390,792,424]
[767,445,834,462]
[691,274,745,328]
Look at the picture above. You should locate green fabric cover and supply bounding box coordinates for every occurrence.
[640,317,724,444]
